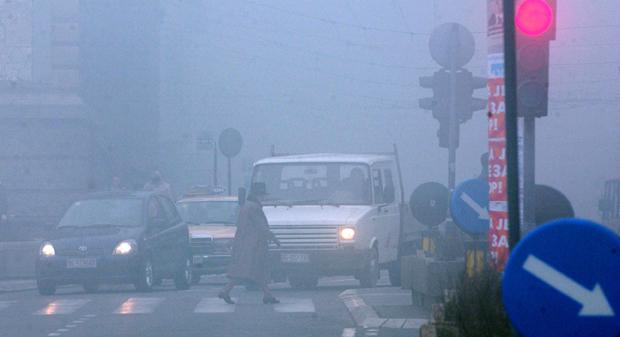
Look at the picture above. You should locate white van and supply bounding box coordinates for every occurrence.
[250,151,419,288]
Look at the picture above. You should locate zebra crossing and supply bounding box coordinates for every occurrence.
[0,296,320,316]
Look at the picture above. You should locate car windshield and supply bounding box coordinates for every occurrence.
[253,163,372,205]
[58,199,143,228]
[177,200,238,225]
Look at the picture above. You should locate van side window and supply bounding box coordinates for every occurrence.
[372,169,384,204]
[383,169,396,204]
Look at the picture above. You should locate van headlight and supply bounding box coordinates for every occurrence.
[40,242,56,257]
[113,240,137,255]
[339,227,356,241]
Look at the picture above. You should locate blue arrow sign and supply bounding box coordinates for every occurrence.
[450,178,489,236]
[503,218,620,337]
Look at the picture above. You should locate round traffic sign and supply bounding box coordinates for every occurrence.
[409,182,449,227]
[218,128,243,158]
[534,184,574,226]
[450,179,489,236]
[429,22,475,69]
[503,219,620,337]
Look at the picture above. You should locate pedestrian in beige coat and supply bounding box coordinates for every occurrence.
[218,183,280,304]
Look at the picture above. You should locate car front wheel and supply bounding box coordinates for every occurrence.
[37,279,56,296]
[174,256,192,290]
[135,258,154,292]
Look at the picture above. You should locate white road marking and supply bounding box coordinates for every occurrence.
[57,328,69,332]
[47,333,61,337]
[115,297,163,314]
[194,297,237,313]
[0,301,15,311]
[35,299,90,315]
[273,298,315,313]
[341,328,357,337]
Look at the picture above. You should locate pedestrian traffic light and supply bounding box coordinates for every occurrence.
[515,0,556,117]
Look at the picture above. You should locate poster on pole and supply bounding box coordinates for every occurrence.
[487,0,509,271]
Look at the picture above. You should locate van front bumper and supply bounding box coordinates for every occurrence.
[192,254,231,275]
[269,248,368,276]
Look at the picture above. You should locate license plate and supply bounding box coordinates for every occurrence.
[281,253,309,263]
[66,258,97,269]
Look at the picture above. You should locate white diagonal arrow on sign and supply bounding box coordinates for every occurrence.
[459,192,489,220]
[523,255,615,317]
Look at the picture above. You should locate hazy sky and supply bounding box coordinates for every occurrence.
[158,0,619,221]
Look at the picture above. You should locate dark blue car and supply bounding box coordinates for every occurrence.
[36,191,192,295]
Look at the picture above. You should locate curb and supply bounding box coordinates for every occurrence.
[339,289,428,336]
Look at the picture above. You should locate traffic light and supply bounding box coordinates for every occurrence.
[454,70,488,123]
[419,70,451,148]
[515,0,556,118]
[419,69,487,148]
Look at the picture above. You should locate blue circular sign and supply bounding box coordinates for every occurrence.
[450,179,489,236]
[503,219,620,337]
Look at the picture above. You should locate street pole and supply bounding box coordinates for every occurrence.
[503,0,522,249]
[523,116,536,232]
[213,141,218,186]
[447,25,459,192]
[227,157,232,196]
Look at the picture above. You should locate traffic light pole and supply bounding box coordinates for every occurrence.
[447,26,459,192]
[523,116,536,232]
[503,0,522,249]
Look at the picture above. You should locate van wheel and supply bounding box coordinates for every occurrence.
[388,260,401,287]
[303,275,319,289]
[135,258,154,292]
[191,273,201,285]
[174,256,192,290]
[288,273,318,289]
[359,248,379,288]
[37,279,56,296]
[288,273,306,289]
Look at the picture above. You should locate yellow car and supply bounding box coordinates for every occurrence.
[176,194,238,284]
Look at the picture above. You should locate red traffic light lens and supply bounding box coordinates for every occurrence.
[516,0,553,36]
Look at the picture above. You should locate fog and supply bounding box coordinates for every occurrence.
[157,0,619,221]
[1,0,618,223]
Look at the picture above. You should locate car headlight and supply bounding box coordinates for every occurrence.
[339,227,356,241]
[40,242,56,257]
[113,240,137,255]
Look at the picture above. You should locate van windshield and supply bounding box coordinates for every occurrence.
[253,163,371,206]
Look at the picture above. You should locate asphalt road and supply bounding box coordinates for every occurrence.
[0,275,380,337]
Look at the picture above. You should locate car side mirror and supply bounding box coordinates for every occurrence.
[238,187,247,206]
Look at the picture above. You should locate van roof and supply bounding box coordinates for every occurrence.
[254,153,394,166]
